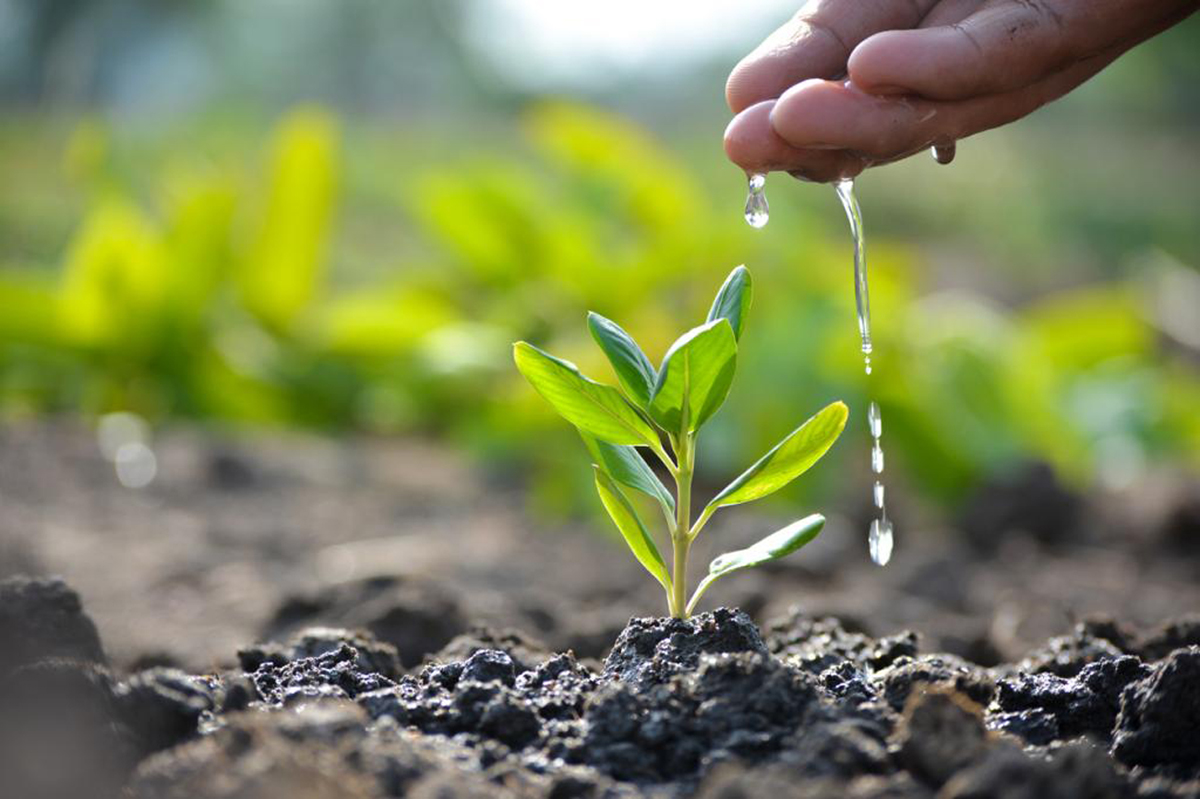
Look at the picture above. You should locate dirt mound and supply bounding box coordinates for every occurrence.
[8,575,1200,798]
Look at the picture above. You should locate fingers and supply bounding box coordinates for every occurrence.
[917,0,987,29]
[769,43,1124,168]
[770,79,951,157]
[726,0,940,113]
[848,0,1177,101]
[724,99,866,182]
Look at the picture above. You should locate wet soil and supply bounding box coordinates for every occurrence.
[2,420,1199,797]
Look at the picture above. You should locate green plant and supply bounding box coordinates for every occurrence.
[514,266,848,618]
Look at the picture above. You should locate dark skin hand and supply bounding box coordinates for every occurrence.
[724,0,1199,182]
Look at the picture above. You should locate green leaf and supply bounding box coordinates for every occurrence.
[580,432,675,517]
[688,514,825,614]
[708,401,848,509]
[587,312,657,407]
[514,342,661,447]
[240,110,337,333]
[706,265,753,341]
[594,468,671,591]
[648,320,737,436]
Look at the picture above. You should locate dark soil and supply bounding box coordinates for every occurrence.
[4,579,1200,799]
[2,421,1200,798]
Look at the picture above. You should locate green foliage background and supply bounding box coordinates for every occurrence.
[1,3,1198,523]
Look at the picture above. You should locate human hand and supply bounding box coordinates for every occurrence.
[724,0,1198,182]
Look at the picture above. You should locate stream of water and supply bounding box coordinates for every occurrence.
[833,178,892,566]
[743,172,894,566]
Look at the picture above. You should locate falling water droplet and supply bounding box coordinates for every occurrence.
[869,517,894,565]
[744,173,769,228]
[871,441,884,474]
[868,401,882,438]
[873,480,885,509]
[931,142,956,165]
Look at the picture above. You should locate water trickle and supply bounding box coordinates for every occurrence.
[866,401,892,565]
[931,142,956,165]
[744,173,769,228]
[834,179,894,566]
[834,179,871,371]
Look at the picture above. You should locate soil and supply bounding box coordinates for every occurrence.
[2,419,1199,798]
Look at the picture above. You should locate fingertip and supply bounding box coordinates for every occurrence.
[725,95,868,183]
[724,100,788,172]
[769,78,851,148]
[725,14,855,112]
[847,30,918,95]
[725,55,760,113]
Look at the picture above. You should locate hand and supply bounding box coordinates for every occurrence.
[724,0,1198,182]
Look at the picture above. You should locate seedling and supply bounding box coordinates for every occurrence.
[514,267,848,619]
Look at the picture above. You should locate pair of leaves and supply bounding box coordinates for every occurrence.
[582,399,847,611]
[588,266,751,439]
[647,320,737,437]
[688,514,825,614]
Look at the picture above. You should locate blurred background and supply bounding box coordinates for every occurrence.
[1,0,1199,667]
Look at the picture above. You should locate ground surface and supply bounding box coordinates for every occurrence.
[1,419,1199,798]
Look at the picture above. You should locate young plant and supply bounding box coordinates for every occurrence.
[514,267,848,619]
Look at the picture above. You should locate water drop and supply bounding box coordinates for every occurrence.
[873,480,885,509]
[744,173,769,228]
[931,142,956,165]
[871,441,884,474]
[869,517,894,566]
[867,401,882,438]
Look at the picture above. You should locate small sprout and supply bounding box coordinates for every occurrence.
[514,266,848,618]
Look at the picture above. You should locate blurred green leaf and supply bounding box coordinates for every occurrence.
[649,320,737,437]
[57,200,166,350]
[514,341,660,447]
[240,108,338,334]
[709,401,848,509]
[588,311,656,407]
[0,270,60,346]
[594,467,671,591]
[706,266,752,341]
[317,287,456,357]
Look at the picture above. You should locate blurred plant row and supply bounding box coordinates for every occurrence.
[1,104,1197,516]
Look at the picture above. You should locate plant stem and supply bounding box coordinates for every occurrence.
[650,439,678,479]
[670,432,694,619]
